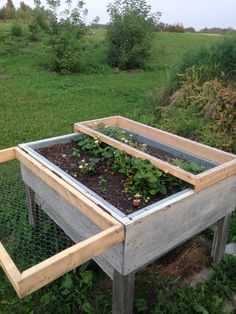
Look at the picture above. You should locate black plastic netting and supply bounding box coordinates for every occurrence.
[0,160,74,272]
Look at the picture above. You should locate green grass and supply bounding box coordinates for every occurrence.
[0,26,220,149]
[2,23,236,313]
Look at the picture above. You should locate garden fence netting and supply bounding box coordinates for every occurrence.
[0,160,74,272]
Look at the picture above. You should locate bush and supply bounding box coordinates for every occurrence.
[43,0,88,74]
[48,20,87,74]
[157,36,236,107]
[106,0,160,70]
[158,67,236,153]
[28,7,50,42]
[10,23,23,36]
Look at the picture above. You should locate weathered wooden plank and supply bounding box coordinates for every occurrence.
[18,224,124,297]
[0,147,16,163]
[16,148,120,230]
[211,214,231,261]
[79,116,119,128]
[123,175,236,274]
[0,242,21,297]
[195,159,236,192]
[21,165,124,274]
[74,123,197,186]
[112,270,135,314]
[117,116,236,163]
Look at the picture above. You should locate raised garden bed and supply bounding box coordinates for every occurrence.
[1,116,236,314]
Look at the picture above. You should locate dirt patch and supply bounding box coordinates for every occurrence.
[37,142,177,214]
[142,236,212,284]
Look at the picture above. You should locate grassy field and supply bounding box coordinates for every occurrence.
[0,27,221,149]
[2,24,236,313]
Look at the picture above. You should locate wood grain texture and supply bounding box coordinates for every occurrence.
[0,147,16,163]
[117,116,236,163]
[78,116,119,128]
[211,214,231,262]
[123,175,236,274]
[112,270,135,314]
[21,165,124,274]
[195,159,236,192]
[0,242,21,296]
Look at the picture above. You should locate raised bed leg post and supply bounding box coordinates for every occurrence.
[25,185,40,228]
[112,270,135,314]
[211,214,231,262]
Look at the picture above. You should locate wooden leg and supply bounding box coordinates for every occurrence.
[112,270,135,314]
[211,214,231,261]
[25,185,40,228]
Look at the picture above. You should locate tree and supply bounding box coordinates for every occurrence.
[0,0,16,20]
[91,16,100,28]
[106,0,161,70]
[45,0,89,74]
[17,1,32,22]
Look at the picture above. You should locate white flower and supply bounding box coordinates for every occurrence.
[124,139,128,143]
[121,137,125,141]
[79,165,83,169]
[95,140,99,144]
[82,159,85,162]
[62,154,67,158]
[94,137,97,140]
[85,163,88,166]
[130,134,133,137]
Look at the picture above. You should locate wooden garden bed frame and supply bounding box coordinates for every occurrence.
[0,147,124,298]
[74,116,236,192]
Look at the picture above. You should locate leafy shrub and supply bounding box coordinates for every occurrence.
[157,36,236,107]
[28,6,50,41]
[106,0,160,69]
[47,20,87,74]
[10,23,23,36]
[159,67,236,153]
[45,0,88,74]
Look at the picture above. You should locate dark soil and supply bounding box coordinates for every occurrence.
[37,142,177,215]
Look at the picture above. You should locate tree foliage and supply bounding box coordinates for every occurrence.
[106,0,161,70]
[0,0,16,20]
[45,0,88,74]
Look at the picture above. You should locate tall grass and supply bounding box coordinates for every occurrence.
[158,36,236,105]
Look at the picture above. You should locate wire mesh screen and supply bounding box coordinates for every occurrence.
[0,160,74,272]
[99,126,216,170]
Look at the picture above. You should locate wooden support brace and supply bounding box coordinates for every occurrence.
[211,214,231,262]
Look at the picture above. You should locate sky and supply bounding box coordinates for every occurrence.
[3,0,236,31]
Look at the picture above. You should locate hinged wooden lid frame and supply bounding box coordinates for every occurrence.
[0,148,124,298]
[74,116,236,192]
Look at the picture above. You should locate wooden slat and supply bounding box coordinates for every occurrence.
[0,242,21,296]
[195,159,236,192]
[117,116,236,164]
[15,148,120,230]
[80,116,119,129]
[74,123,197,186]
[0,147,16,163]
[18,225,124,297]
